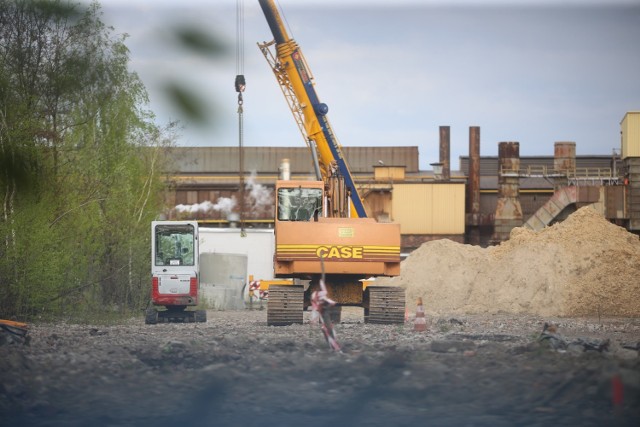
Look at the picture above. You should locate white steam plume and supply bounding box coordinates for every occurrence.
[175,197,237,215]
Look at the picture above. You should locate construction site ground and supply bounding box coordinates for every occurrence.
[1,307,639,427]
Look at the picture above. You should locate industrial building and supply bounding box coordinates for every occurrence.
[165,145,466,251]
[165,112,640,251]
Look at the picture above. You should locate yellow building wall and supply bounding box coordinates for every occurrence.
[621,111,640,159]
[392,183,466,234]
[374,166,406,181]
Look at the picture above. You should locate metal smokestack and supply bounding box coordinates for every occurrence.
[554,141,575,188]
[468,126,481,226]
[439,126,450,181]
[279,158,291,180]
[492,141,523,243]
[498,142,520,196]
[554,141,576,172]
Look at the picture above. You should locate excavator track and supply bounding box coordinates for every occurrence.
[267,285,304,326]
[364,286,406,324]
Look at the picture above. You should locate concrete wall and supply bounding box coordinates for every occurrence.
[199,253,247,310]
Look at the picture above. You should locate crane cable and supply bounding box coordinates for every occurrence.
[276,0,295,40]
[235,0,246,236]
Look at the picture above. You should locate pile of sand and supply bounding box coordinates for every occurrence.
[379,207,640,317]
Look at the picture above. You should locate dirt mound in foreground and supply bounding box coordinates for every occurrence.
[380,207,640,317]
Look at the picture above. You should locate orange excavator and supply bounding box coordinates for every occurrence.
[257,0,405,325]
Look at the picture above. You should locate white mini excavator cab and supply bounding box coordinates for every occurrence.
[146,221,206,324]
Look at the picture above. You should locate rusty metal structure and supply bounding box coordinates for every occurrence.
[439,126,450,181]
[467,126,481,227]
[519,142,600,231]
[491,142,524,242]
[553,141,575,188]
[554,142,576,173]
[465,126,482,245]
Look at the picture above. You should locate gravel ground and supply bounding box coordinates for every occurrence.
[1,308,640,427]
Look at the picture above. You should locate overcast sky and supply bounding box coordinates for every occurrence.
[98,0,640,171]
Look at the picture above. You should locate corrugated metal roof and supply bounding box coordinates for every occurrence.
[343,146,419,172]
[168,146,420,174]
[168,147,314,175]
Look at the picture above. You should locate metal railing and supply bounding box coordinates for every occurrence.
[567,168,619,186]
[499,165,564,177]
[499,165,620,185]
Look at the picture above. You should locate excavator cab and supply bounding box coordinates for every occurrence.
[277,185,323,222]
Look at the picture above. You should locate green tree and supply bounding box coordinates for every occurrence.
[0,0,175,318]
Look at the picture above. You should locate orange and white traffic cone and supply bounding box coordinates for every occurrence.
[414,297,427,332]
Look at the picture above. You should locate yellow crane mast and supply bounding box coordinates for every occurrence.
[257,0,405,325]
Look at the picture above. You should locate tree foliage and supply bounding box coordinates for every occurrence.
[0,0,176,318]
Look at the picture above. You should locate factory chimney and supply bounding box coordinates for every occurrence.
[491,141,523,243]
[439,126,450,181]
[554,142,576,189]
[467,126,481,227]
